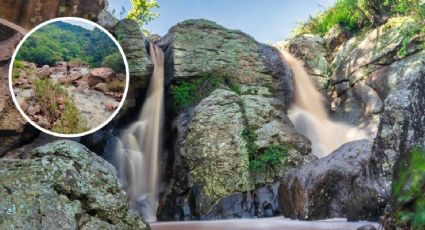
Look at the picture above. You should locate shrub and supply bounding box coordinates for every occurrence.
[391,147,425,229]
[34,78,88,134]
[170,76,221,110]
[294,0,425,36]
[102,52,125,73]
[69,58,89,67]
[249,145,289,172]
[106,80,125,92]
[52,99,88,134]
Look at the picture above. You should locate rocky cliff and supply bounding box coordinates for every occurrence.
[1,1,424,227]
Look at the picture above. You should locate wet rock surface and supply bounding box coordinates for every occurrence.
[278,140,386,221]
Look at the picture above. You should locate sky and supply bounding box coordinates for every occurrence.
[64,19,95,30]
[108,0,336,42]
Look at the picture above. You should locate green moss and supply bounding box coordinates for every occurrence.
[170,75,241,111]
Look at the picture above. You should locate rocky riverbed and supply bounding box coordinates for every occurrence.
[12,61,124,132]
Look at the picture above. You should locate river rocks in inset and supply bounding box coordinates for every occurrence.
[36,65,52,78]
[91,67,114,80]
[278,140,386,221]
[36,116,51,129]
[95,82,108,93]
[0,140,149,229]
[57,72,83,84]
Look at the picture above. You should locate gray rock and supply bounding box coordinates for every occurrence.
[0,140,149,229]
[278,140,387,221]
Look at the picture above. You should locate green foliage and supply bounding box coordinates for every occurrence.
[170,76,221,111]
[52,99,88,134]
[106,80,125,92]
[294,0,425,36]
[102,52,125,73]
[397,22,423,57]
[16,21,120,68]
[249,145,289,172]
[127,0,159,33]
[13,60,24,68]
[33,78,88,134]
[241,128,288,173]
[69,58,89,67]
[392,147,425,229]
[12,60,24,80]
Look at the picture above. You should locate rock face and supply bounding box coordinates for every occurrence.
[113,19,153,117]
[278,140,386,221]
[0,32,37,156]
[0,140,150,229]
[274,34,330,90]
[372,50,425,193]
[157,19,315,221]
[0,0,107,29]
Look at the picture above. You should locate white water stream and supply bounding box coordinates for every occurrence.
[115,44,164,222]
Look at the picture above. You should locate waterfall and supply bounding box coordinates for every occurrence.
[115,44,164,222]
[282,51,368,158]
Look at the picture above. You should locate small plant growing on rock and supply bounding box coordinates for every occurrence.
[249,145,289,173]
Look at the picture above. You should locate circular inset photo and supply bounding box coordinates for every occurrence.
[9,17,129,137]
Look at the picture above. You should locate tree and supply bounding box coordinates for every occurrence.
[127,0,159,32]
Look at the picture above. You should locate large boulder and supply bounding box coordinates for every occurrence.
[0,140,150,229]
[155,19,313,221]
[156,19,292,98]
[278,140,387,221]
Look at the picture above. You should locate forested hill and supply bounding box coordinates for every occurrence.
[16,21,124,72]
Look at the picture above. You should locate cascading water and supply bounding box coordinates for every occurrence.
[115,44,164,222]
[282,51,368,157]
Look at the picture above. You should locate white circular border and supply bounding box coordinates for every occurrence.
[9,17,130,138]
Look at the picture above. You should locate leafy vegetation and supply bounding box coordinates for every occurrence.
[249,145,289,172]
[294,0,425,36]
[102,52,125,72]
[17,21,123,69]
[391,147,425,229]
[33,78,88,134]
[170,75,233,110]
[106,80,126,93]
[127,0,160,33]
[241,128,288,173]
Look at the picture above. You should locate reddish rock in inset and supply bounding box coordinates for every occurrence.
[105,103,115,112]
[94,82,108,93]
[37,116,51,129]
[58,73,83,84]
[27,106,37,116]
[89,67,114,86]
[36,66,52,78]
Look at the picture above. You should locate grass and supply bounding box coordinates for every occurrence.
[391,147,425,229]
[33,78,88,134]
[294,0,425,37]
[106,80,125,92]
[12,60,25,81]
